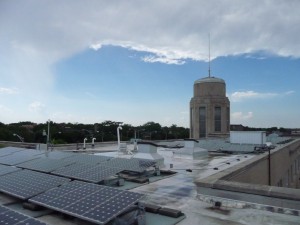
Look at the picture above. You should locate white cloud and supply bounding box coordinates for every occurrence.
[230,90,296,102]
[232,112,253,122]
[1,0,300,125]
[230,91,278,102]
[142,55,185,65]
[1,0,300,76]
[0,87,18,95]
[284,90,295,95]
[28,101,46,113]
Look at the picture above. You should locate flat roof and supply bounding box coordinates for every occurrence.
[0,140,299,225]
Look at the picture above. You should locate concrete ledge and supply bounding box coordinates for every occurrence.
[269,186,300,201]
[213,180,270,196]
[211,180,300,201]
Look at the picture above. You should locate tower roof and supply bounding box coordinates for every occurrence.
[194,76,225,84]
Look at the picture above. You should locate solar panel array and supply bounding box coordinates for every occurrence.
[0,170,70,199]
[0,205,47,225]
[51,157,156,183]
[30,180,144,225]
[0,147,156,177]
[0,148,153,225]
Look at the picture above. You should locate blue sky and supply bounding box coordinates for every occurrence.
[0,0,300,128]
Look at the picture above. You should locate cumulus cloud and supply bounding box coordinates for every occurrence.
[229,90,296,102]
[230,91,278,102]
[142,55,185,65]
[232,112,253,122]
[0,1,299,97]
[1,0,300,75]
[0,87,18,95]
[1,0,300,125]
[28,101,46,113]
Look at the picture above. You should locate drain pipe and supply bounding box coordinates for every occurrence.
[117,124,122,151]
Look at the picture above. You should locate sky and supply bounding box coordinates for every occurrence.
[0,0,300,128]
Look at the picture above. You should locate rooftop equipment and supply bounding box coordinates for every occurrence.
[133,142,164,166]
[230,131,266,145]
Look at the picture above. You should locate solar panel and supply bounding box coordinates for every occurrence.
[52,164,122,183]
[0,170,70,199]
[63,154,111,165]
[0,164,21,176]
[29,181,144,225]
[16,158,74,172]
[71,166,123,183]
[30,180,87,204]
[84,191,144,224]
[0,205,47,225]
[51,163,97,177]
[0,149,45,166]
[0,147,24,157]
[40,151,75,159]
[0,154,40,166]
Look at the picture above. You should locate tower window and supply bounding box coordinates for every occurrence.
[215,107,221,132]
[199,107,206,137]
[190,108,193,138]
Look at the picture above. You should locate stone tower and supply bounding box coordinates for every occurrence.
[190,76,230,139]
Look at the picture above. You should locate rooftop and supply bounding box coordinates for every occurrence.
[0,137,299,225]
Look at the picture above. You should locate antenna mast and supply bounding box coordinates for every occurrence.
[208,33,211,77]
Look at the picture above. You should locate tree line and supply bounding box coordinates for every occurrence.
[0,121,189,144]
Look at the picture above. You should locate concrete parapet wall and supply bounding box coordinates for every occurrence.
[196,138,300,201]
[221,139,300,188]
